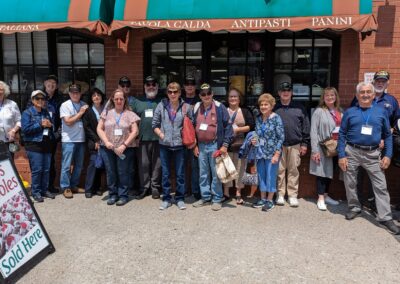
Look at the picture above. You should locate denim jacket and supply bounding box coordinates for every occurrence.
[21,106,55,142]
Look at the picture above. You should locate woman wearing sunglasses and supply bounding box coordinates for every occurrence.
[21,90,56,202]
[152,82,193,210]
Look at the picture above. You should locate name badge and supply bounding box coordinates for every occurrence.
[332,126,340,134]
[199,123,208,131]
[43,129,49,136]
[145,109,153,118]
[361,125,373,135]
[114,129,123,136]
[49,112,53,118]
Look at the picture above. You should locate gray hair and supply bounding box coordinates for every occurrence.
[356,82,375,94]
[0,81,11,97]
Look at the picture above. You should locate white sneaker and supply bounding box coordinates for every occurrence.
[276,195,285,206]
[325,196,339,206]
[317,200,327,211]
[288,197,299,207]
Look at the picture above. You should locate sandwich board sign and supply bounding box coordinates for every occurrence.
[0,147,55,284]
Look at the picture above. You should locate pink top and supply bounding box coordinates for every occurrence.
[100,109,140,147]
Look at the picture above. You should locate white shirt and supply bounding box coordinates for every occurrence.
[60,100,86,143]
[0,99,21,141]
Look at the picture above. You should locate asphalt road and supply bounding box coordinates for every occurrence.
[17,194,400,283]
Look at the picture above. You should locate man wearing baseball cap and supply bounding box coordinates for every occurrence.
[59,84,88,199]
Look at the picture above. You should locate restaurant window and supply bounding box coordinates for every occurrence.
[145,31,339,108]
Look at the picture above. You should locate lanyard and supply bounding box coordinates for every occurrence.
[114,110,124,127]
[204,105,212,118]
[146,99,154,109]
[360,106,373,125]
[257,116,268,136]
[72,101,82,114]
[92,106,101,121]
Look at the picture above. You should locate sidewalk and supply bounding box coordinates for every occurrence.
[18,195,400,283]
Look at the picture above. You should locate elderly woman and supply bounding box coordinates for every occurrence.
[83,88,106,198]
[152,82,192,210]
[21,90,56,202]
[252,93,284,212]
[0,81,21,158]
[97,89,140,206]
[310,87,341,210]
[223,87,255,204]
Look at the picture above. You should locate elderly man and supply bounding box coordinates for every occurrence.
[130,75,162,199]
[192,83,233,211]
[338,82,399,235]
[59,84,88,199]
[274,82,310,207]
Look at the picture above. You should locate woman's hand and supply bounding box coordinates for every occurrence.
[105,141,114,150]
[311,152,321,164]
[271,153,280,164]
[114,144,126,156]
[193,146,199,157]
[95,142,100,150]
[7,129,16,142]
[159,132,165,140]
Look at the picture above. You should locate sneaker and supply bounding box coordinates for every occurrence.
[159,200,172,210]
[107,197,118,205]
[33,195,44,203]
[71,187,85,194]
[276,195,285,206]
[262,200,275,212]
[177,201,186,210]
[116,199,128,206]
[345,210,362,220]
[288,197,299,207]
[211,202,222,211]
[379,220,400,235]
[253,199,267,208]
[43,191,55,199]
[325,196,339,206]
[317,200,327,211]
[193,199,211,208]
[63,189,73,199]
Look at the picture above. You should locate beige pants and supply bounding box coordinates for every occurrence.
[278,144,301,198]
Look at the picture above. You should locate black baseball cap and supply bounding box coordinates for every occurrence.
[185,75,196,85]
[144,75,157,84]
[45,75,58,83]
[200,83,212,93]
[278,82,292,91]
[119,76,131,86]
[69,84,81,93]
[374,70,390,81]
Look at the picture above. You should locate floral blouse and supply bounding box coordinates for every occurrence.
[255,113,285,160]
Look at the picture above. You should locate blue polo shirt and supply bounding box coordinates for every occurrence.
[338,105,392,158]
[351,92,399,126]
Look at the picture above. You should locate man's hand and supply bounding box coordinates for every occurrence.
[219,146,228,155]
[300,146,307,156]
[379,139,384,149]
[193,146,199,157]
[79,105,89,115]
[380,156,391,170]
[338,157,348,172]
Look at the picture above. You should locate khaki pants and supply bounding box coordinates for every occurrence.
[278,144,301,198]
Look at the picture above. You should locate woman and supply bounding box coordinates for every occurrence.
[97,89,140,206]
[223,88,254,204]
[21,90,56,202]
[83,88,106,198]
[152,82,192,210]
[252,93,284,212]
[0,81,21,158]
[310,87,341,210]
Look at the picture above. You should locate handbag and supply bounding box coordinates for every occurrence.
[319,138,338,157]
[241,161,258,185]
[94,151,104,169]
[215,154,238,183]
[181,104,196,147]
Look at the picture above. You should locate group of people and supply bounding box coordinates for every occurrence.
[0,69,399,235]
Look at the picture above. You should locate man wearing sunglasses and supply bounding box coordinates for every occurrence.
[118,76,134,105]
[129,75,162,199]
[192,83,233,211]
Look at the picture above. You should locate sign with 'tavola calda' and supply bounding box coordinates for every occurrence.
[0,155,54,283]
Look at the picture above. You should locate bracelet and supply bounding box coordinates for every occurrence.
[122,142,128,147]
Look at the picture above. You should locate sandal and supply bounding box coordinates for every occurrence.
[236,195,244,205]
[222,195,232,203]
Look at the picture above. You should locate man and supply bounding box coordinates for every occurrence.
[130,75,162,199]
[338,82,399,235]
[119,76,134,105]
[192,83,233,211]
[183,75,201,199]
[59,84,88,198]
[274,82,310,207]
[351,71,399,211]
[43,75,67,193]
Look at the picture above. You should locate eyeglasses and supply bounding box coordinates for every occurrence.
[146,82,157,87]
[167,90,179,95]
[120,84,130,88]
[185,83,195,86]
[34,97,46,101]
[114,98,124,101]
[359,90,373,94]
[200,91,212,97]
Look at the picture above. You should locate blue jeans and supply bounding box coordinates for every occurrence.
[257,158,279,193]
[60,142,85,190]
[159,145,185,202]
[198,142,222,203]
[185,148,200,195]
[26,151,51,197]
[85,152,104,193]
[100,146,134,200]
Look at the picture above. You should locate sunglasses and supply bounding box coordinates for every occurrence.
[185,83,196,86]
[120,84,130,88]
[200,91,212,97]
[167,90,179,95]
[359,90,373,94]
[146,82,157,87]
[34,97,46,101]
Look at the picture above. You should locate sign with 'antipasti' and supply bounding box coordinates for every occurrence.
[0,157,54,283]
